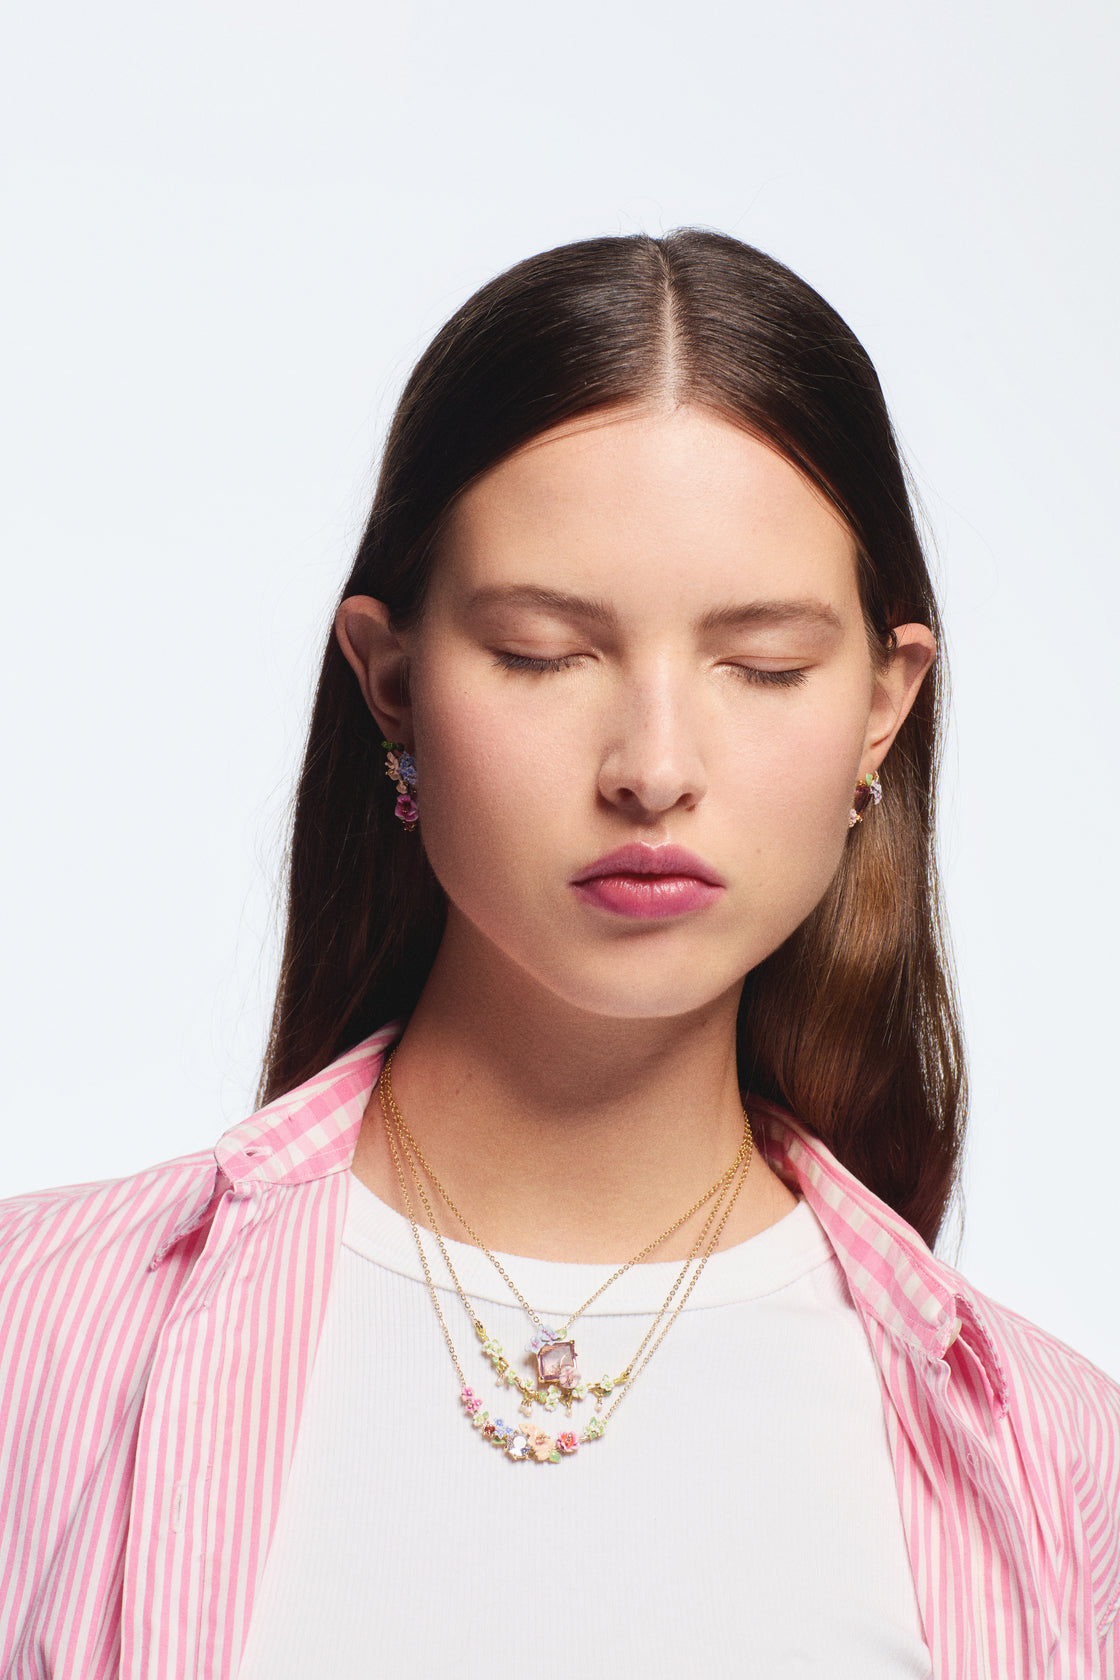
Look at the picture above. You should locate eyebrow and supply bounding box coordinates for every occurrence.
[696,599,842,634]
[463,584,616,626]
[464,584,842,634]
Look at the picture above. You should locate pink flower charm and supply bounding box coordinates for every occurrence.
[555,1431,579,1455]
[383,739,419,830]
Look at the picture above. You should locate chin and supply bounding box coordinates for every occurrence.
[533,953,748,1023]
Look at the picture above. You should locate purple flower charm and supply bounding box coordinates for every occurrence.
[383,739,419,830]
[848,770,882,827]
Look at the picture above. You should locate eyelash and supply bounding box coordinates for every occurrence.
[494,652,586,673]
[727,664,808,689]
[494,651,807,687]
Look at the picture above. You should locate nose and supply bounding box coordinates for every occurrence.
[597,670,708,819]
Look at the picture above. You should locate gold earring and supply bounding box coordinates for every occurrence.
[383,740,418,831]
[848,770,882,828]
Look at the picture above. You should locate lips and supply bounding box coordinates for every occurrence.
[572,843,725,887]
[571,843,726,920]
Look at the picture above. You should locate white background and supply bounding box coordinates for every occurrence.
[3,1,1117,1376]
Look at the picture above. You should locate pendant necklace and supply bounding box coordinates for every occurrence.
[377,1054,753,1464]
[381,1050,750,1412]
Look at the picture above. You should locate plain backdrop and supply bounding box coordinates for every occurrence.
[2,0,1117,1377]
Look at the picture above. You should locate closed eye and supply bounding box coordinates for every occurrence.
[726,665,808,688]
[493,651,587,673]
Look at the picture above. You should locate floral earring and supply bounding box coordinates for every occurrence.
[383,740,418,831]
[848,769,882,828]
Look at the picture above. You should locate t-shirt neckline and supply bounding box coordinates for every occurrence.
[343,1169,832,1315]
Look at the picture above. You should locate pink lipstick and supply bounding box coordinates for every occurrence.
[571,843,725,920]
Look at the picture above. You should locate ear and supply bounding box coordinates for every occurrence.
[334,595,413,746]
[859,623,937,778]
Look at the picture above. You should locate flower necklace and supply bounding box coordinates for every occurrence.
[387,1086,743,1417]
[377,1055,754,1464]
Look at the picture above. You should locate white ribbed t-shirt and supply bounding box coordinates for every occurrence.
[237,1173,931,1679]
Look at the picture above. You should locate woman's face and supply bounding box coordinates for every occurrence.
[349,404,933,1021]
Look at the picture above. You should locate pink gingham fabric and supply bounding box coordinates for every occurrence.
[2,1021,1118,1677]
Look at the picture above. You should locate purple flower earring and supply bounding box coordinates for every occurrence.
[382,740,418,831]
[848,769,882,828]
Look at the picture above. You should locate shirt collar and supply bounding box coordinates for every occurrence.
[214,1019,403,1187]
[752,1098,1010,1418]
[211,1023,1009,1418]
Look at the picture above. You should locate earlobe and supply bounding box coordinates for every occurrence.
[334,594,413,743]
[860,623,937,775]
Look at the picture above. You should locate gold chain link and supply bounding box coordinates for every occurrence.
[381,1084,470,1389]
[381,1048,751,1337]
[599,1140,752,1425]
[376,1054,755,1436]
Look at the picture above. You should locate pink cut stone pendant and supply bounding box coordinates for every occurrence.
[536,1339,580,1387]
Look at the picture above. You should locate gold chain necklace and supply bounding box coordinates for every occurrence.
[377,1056,754,1465]
[381,1049,750,1339]
[384,1079,739,1413]
[381,1050,750,1409]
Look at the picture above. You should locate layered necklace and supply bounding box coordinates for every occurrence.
[378,1052,754,1465]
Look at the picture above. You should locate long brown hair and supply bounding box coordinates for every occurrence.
[259,229,966,1248]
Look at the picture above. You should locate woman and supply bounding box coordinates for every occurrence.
[2,231,1117,1680]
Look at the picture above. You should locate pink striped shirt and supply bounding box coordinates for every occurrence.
[2,1021,1118,1677]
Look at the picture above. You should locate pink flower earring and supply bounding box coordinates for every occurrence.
[848,769,882,828]
[382,740,418,831]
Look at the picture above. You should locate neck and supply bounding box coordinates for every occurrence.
[351,918,799,1261]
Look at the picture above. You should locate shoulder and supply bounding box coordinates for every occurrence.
[0,1148,220,1281]
[757,1101,1120,1634]
[0,1023,393,1322]
[757,1099,1120,1442]
[959,1279,1120,1639]
[0,1154,222,1657]
[1,1154,219,1480]
[0,1152,221,1414]
[973,1280,1120,1469]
